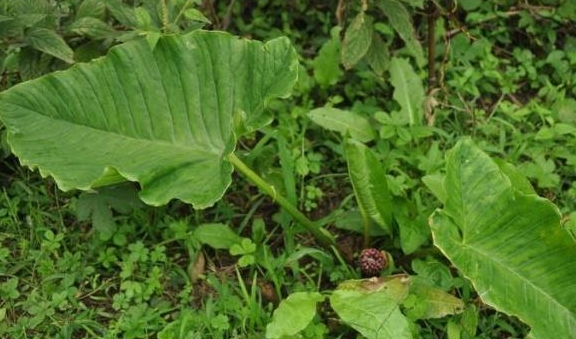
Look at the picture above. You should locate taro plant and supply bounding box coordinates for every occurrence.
[0,29,336,249]
[1,24,576,339]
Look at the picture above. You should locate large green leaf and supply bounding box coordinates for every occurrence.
[0,30,298,208]
[429,138,576,339]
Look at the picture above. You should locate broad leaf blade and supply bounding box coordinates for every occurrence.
[265,292,324,339]
[404,278,464,319]
[69,17,114,39]
[308,107,375,142]
[193,223,242,249]
[430,138,576,339]
[25,27,74,63]
[0,31,298,208]
[76,0,106,19]
[389,57,425,126]
[330,288,411,339]
[365,33,390,76]
[345,139,393,232]
[341,12,373,69]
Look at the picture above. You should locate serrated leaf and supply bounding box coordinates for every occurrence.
[266,292,324,339]
[341,12,373,69]
[77,0,106,19]
[308,107,375,142]
[25,27,74,63]
[389,57,425,125]
[16,13,47,27]
[330,288,411,339]
[69,17,114,39]
[104,0,137,27]
[0,31,298,208]
[345,139,393,232]
[193,223,242,250]
[378,0,424,66]
[429,138,576,339]
[183,8,211,24]
[365,33,390,75]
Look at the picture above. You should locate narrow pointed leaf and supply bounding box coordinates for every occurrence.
[429,138,576,339]
[345,139,393,232]
[0,31,298,208]
[377,0,424,66]
[308,107,375,142]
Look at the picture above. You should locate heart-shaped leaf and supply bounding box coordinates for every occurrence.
[0,30,298,208]
[430,138,576,339]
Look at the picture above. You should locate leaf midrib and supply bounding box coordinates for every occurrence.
[458,234,574,330]
[4,102,224,157]
[311,111,371,139]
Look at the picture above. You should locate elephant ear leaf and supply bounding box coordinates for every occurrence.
[429,138,576,339]
[0,30,298,208]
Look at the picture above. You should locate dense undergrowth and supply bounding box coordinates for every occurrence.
[1,0,576,338]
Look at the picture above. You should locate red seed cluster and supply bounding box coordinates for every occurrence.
[358,248,387,277]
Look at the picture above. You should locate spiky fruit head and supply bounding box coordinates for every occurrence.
[358,248,388,277]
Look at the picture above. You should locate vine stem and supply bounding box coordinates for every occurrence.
[227,153,336,249]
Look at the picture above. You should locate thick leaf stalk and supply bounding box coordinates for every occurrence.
[227,153,336,248]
